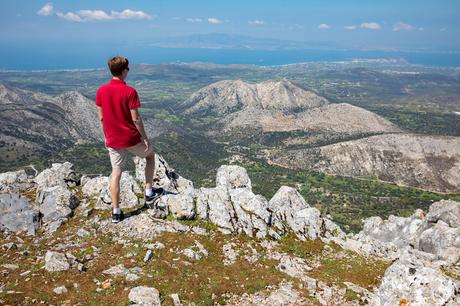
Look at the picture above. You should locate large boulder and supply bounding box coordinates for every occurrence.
[216,165,252,190]
[360,209,426,248]
[156,175,195,220]
[34,162,78,190]
[0,193,39,235]
[228,187,271,238]
[196,186,236,234]
[417,220,460,264]
[133,153,180,192]
[36,185,79,230]
[268,186,345,240]
[425,199,460,228]
[196,165,346,240]
[81,176,109,198]
[95,171,142,210]
[196,165,272,238]
[340,200,460,264]
[372,250,459,305]
[0,169,33,194]
[133,154,196,219]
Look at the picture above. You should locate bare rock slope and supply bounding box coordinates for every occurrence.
[269,133,460,193]
[0,84,104,162]
[179,79,401,137]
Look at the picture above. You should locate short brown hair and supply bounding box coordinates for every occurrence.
[107,56,129,76]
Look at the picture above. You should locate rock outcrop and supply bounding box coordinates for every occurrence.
[0,193,38,235]
[0,162,80,234]
[0,156,459,306]
[269,186,345,241]
[271,133,460,193]
[335,199,460,266]
[371,250,459,306]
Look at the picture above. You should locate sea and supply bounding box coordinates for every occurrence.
[1,44,459,71]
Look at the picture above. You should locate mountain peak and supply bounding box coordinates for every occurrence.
[180,79,328,115]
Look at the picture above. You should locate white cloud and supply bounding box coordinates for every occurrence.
[318,23,331,29]
[360,22,381,30]
[37,3,54,16]
[56,11,82,22]
[248,20,265,25]
[440,28,446,32]
[186,18,203,23]
[77,10,112,21]
[40,4,152,22]
[111,9,152,20]
[393,22,415,32]
[208,17,222,24]
[344,25,357,30]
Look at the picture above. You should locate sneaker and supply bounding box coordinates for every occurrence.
[111,210,124,223]
[145,187,165,207]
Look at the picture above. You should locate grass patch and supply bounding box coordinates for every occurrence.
[309,250,391,290]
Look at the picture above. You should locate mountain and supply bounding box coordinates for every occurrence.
[179,79,460,193]
[267,133,460,193]
[0,84,104,163]
[179,79,401,139]
[180,79,329,115]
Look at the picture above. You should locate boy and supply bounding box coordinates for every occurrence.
[96,56,164,223]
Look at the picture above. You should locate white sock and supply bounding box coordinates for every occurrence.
[113,207,121,214]
[145,188,153,196]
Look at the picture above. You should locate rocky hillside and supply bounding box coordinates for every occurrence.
[268,133,460,193]
[178,79,460,194]
[180,79,329,115]
[179,79,401,138]
[0,84,104,163]
[0,155,459,305]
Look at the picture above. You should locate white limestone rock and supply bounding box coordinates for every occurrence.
[34,162,77,189]
[45,251,70,272]
[128,286,161,305]
[372,250,459,305]
[216,165,252,190]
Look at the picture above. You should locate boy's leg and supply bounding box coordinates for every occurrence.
[107,147,128,210]
[126,142,156,190]
[145,151,156,190]
[110,167,122,210]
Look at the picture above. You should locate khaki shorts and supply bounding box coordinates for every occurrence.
[106,141,154,169]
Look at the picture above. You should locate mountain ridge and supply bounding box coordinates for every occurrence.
[0,84,104,163]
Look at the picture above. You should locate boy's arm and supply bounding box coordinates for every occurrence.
[96,106,105,138]
[130,108,150,152]
[97,106,103,122]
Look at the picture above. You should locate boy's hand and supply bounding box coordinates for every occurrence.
[143,138,150,152]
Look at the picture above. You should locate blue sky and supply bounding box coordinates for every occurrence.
[1,1,460,69]
[2,0,459,49]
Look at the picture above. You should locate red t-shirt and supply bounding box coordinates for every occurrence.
[95,78,142,148]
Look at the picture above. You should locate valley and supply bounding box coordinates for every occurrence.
[1,60,459,232]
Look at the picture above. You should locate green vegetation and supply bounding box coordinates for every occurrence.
[239,159,459,233]
[369,106,460,136]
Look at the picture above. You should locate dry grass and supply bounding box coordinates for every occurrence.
[0,207,391,305]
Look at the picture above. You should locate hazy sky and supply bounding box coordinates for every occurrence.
[2,0,459,51]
